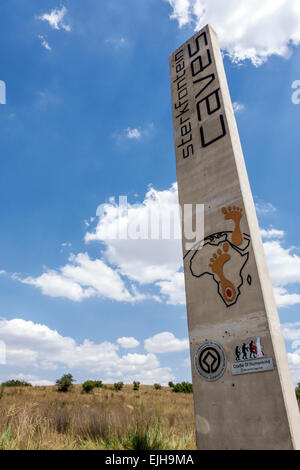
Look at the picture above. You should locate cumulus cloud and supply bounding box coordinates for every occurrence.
[117,337,140,349]
[156,272,185,306]
[260,228,285,240]
[0,318,175,384]
[281,322,300,341]
[263,240,300,287]
[144,332,189,354]
[126,128,142,140]
[13,177,300,309]
[86,183,183,304]
[166,0,300,65]
[17,253,145,303]
[38,6,71,32]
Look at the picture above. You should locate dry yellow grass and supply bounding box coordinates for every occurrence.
[0,384,196,450]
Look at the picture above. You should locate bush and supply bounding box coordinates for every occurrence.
[1,380,32,388]
[56,374,75,393]
[93,380,103,388]
[153,383,162,390]
[168,381,174,388]
[172,382,193,394]
[113,382,124,391]
[82,380,103,393]
[296,383,300,401]
[82,381,96,394]
[133,381,140,391]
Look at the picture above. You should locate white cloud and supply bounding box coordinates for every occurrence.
[156,272,185,305]
[0,318,175,384]
[261,228,285,240]
[38,6,71,32]
[86,182,183,304]
[105,37,127,48]
[38,35,51,51]
[233,102,245,113]
[255,201,277,215]
[281,322,300,341]
[13,175,300,309]
[114,123,154,142]
[274,287,300,308]
[126,128,141,139]
[167,0,300,65]
[144,332,189,354]
[17,253,145,303]
[287,352,300,385]
[263,240,300,287]
[117,337,140,349]
[0,270,5,275]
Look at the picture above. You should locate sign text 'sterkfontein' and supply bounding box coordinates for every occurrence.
[170,24,300,450]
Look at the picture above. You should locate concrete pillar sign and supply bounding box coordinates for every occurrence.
[169,24,300,450]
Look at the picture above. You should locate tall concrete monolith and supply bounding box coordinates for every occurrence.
[170,24,300,450]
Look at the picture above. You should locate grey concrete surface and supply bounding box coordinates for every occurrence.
[170,24,300,450]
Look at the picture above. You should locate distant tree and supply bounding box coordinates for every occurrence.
[114,382,124,391]
[56,374,75,392]
[1,379,32,388]
[172,382,193,393]
[133,381,140,391]
[82,380,103,393]
[93,380,103,388]
[82,380,95,394]
[168,381,175,388]
[154,383,162,390]
[296,382,300,401]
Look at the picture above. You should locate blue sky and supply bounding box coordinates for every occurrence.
[0,0,300,386]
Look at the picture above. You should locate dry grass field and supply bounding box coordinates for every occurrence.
[0,384,196,450]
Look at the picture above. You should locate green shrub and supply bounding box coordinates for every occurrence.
[168,381,174,388]
[113,382,124,391]
[1,380,32,388]
[82,380,103,393]
[82,381,96,394]
[93,380,103,388]
[153,383,162,390]
[133,381,140,391]
[172,382,193,393]
[56,374,75,393]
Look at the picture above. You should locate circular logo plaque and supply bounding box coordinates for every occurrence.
[194,340,227,382]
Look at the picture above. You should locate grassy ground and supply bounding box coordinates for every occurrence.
[0,384,196,450]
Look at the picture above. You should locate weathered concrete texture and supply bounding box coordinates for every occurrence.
[170,24,300,450]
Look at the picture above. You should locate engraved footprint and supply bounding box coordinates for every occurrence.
[209,242,236,303]
[222,205,243,246]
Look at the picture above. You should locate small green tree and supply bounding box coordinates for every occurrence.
[168,381,174,388]
[93,380,103,388]
[133,381,140,391]
[1,379,32,388]
[82,380,96,394]
[56,374,74,392]
[172,382,193,393]
[114,382,124,391]
[154,383,162,390]
[296,382,300,401]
